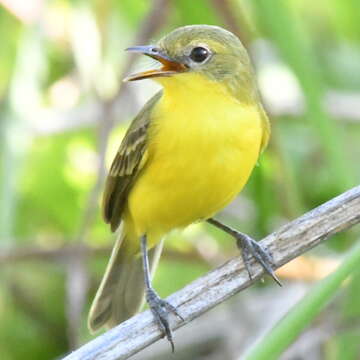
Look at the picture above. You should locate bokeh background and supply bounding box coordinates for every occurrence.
[0,0,360,359]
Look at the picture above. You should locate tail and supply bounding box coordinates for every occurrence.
[88,229,163,332]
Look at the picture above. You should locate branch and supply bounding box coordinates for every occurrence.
[63,185,360,360]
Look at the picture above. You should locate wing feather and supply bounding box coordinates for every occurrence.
[103,91,162,231]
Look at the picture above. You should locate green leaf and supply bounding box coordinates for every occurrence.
[245,242,360,360]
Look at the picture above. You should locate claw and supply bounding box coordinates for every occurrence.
[237,235,282,286]
[146,288,183,352]
[207,218,281,286]
[163,300,184,322]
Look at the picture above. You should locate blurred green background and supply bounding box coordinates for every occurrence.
[0,0,359,359]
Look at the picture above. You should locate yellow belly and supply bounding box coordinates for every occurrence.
[126,74,263,245]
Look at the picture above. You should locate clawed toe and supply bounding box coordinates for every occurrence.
[207,218,281,286]
[146,288,183,352]
[161,300,184,321]
[237,235,282,286]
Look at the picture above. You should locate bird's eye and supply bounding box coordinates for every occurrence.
[189,47,209,63]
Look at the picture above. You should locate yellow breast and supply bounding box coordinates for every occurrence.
[127,73,263,242]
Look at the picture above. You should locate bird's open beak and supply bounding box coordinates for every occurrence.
[123,45,187,81]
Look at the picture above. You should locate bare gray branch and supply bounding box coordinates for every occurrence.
[62,185,360,360]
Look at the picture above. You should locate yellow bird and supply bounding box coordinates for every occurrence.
[88,25,279,348]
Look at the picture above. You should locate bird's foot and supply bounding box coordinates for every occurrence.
[146,287,184,352]
[235,232,282,286]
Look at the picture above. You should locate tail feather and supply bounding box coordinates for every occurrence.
[88,232,163,332]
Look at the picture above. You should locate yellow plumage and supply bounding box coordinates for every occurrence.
[127,73,263,248]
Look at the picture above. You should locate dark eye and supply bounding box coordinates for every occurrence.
[189,47,209,63]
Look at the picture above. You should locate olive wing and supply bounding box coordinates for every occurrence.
[103,91,162,231]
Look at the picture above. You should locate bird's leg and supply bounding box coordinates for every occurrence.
[207,218,282,286]
[141,235,183,352]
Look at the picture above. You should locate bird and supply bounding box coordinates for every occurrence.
[88,24,280,350]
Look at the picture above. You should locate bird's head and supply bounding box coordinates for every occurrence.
[124,25,257,101]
